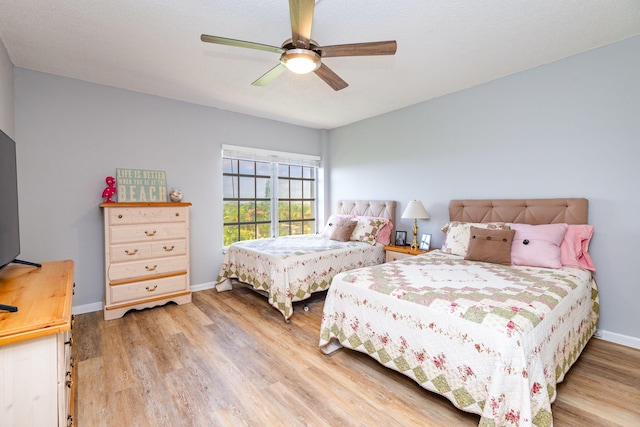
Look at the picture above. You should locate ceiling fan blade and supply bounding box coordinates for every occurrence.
[252,63,287,87]
[318,40,397,58]
[314,63,348,91]
[289,0,315,48]
[201,34,284,55]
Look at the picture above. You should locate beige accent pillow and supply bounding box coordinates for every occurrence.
[330,218,358,242]
[465,226,516,265]
[350,217,386,245]
[321,214,354,237]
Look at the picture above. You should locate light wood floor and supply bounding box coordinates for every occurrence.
[74,286,640,427]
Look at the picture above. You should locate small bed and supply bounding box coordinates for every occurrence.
[216,200,396,320]
[320,198,599,426]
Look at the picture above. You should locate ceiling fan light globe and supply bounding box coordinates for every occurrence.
[281,49,320,74]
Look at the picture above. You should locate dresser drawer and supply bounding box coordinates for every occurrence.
[110,242,152,262]
[109,274,188,304]
[108,207,188,225]
[109,239,187,263]
[109,222,186,244]
[108,255,188,282]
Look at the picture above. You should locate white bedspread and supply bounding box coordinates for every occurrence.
[217,234,384,319]
[319,251,599,426]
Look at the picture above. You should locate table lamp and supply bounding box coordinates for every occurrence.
[401,200,430,250]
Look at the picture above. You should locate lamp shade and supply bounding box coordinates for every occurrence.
[401,200,430,219]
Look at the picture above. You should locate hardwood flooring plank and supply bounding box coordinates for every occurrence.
[131,309,184,374]
[99,319,135,394]
[74,311,102,361]
[76,357,109,426]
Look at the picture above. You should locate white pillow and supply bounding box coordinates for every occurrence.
[441,221,507,257]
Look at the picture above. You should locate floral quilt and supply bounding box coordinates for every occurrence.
[319,251,599,427]
[217,234,384,320]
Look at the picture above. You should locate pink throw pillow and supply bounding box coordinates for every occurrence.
[560,224,595,271]
[510,223,568,269]
[376,219,393,245]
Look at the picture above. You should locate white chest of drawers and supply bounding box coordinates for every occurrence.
[101,202,192,320]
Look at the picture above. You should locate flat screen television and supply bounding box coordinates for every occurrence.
[0,128,20,272]
[0,129,39,312]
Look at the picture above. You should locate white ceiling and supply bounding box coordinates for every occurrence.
[1,1,639,129]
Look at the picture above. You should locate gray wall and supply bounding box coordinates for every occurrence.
[0,40,14,136]
[329,35,640,345]
[13,69,322,310]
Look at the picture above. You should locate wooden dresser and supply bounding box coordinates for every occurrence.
[101,202,192,320]
[0,260,75,427]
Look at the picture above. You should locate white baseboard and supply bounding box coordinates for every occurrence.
[191,281,216,292]
[594,328,640,350]
[72,301,103,315]
[70,286,640,351]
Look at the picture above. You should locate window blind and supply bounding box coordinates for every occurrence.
[222,144,321,168]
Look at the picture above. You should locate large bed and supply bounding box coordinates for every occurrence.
[216,200,396,320]
[319,198,599,426]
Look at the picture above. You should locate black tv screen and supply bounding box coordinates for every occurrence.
[0,128,20,271]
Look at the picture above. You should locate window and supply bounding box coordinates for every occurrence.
[222,145,320,246]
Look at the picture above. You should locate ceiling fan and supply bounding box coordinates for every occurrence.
[200,0,397,91]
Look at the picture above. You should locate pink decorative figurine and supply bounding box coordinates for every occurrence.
[102,176,116,203]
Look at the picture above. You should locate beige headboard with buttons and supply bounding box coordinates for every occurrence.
[336,200,397,234]
[449,198,588,225]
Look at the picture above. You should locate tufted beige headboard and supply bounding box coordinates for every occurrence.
[449,198,588,225]
[336,200,397,233]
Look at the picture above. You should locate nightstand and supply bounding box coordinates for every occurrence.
[383,245,433,262]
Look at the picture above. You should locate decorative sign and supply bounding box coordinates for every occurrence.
[116,168,167,202]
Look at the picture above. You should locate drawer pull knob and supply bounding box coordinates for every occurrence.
[125,249,138,255]
[118,214,123,219]
[145,265,158,271]
[146,284,158,292]
[175,212,180,217]
[163,245,175,252]
[145,230,157,237]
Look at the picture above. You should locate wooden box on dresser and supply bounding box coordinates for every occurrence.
[101,202,192,321]
[0,260,75,427]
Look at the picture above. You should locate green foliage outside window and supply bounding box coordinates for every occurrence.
[223,158,316,246]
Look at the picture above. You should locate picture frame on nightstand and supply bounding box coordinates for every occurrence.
[395,231,407,246]
[419,233,432,250]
